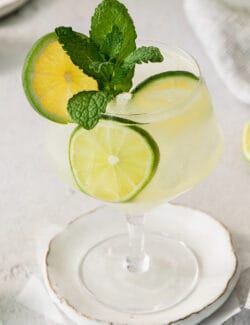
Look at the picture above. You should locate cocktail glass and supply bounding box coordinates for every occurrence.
[47,42,223,314]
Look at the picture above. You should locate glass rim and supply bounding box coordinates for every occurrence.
[106,41,203,119]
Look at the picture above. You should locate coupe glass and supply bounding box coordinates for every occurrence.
[46,42,223,314]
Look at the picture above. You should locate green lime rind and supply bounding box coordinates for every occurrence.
[69,122,160,203]
[22,32,71,124]
[241,122,250,162]
[131,70,199,95]
[125,125,160,202]
[101,114,145,125]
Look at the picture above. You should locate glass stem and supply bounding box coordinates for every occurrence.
[125,215,150,273]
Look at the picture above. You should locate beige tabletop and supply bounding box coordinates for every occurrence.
[0,0,249,324]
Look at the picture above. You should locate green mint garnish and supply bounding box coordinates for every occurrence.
[110,47,164,90]
[123,46,164,67]
[55,0,164,129]
[90,0,136,61]
[55,27,104,87]
[99,25,123,60]
[90,62,115,82]
[110,66,135,94]
[68,91,109,130]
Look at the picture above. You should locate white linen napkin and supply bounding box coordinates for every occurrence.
[0,0,28,18]
[14,276,242,325]
[200,293,241,324]
[17,276,68,325]
[184,0,250,105]
[15,224,75,325]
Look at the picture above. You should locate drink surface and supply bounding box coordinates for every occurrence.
[47,46,223,213]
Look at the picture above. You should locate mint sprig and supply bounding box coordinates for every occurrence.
[55,0,164,129]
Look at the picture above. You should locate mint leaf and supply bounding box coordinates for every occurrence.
[55,27,104,84]
[90,61,115,82]
[67,91,109,130]
[111,66,135,93]
[90,0,136,61]
[100,25,123,59]
[123,46,164,67]
[109,47,163,92]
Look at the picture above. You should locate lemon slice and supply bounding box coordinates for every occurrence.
[22,32,98,123]
[242,122,250,162]
[69,120,159,202]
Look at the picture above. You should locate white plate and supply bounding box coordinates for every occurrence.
[45,204,239,325]
[0,0,28,18]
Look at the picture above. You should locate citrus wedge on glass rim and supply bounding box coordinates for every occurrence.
[22,32,98,123]
[129,70,199,116]
[69,120,160,202]
[242,121,250,162]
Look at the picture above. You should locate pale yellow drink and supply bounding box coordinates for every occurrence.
[47,46,223,213]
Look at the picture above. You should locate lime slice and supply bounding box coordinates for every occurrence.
[22,32,98,123]
[242,122,250,162]
[69,120,159,202]
[130,71,199,115]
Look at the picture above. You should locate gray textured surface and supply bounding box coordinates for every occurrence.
[0,0,249,324]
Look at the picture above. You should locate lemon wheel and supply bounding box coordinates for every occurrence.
[22,32,98,123]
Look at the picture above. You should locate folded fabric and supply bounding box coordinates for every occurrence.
[0,0,28,18]
[222,0,250,10]
[17,276,68,324]
[184,0,250,105]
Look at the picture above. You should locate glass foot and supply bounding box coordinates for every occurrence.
[79,233,199,314]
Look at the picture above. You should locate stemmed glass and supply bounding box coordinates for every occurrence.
[46,42,223,314]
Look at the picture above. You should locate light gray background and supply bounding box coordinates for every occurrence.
[0,0,249,324]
